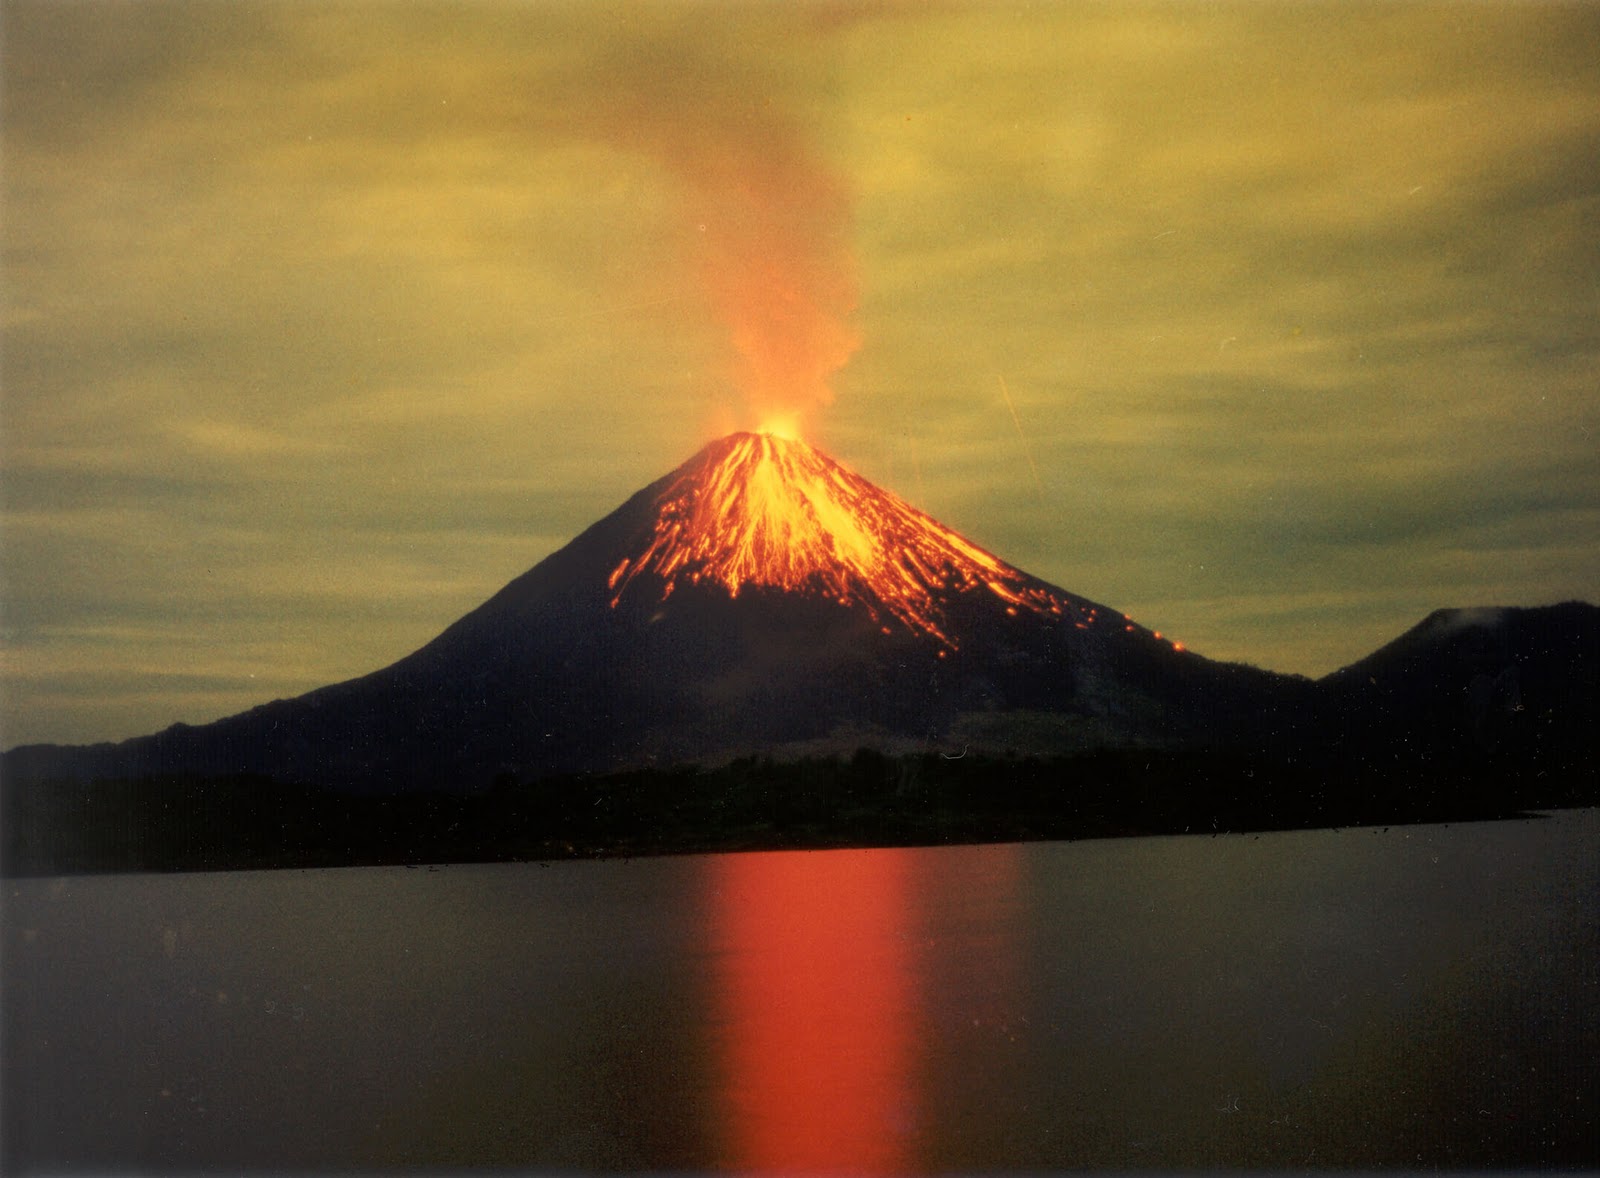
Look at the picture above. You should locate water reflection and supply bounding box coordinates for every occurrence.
[707,842,1025,1173]
[710,847,917,1172]
[6,816,1595,1173]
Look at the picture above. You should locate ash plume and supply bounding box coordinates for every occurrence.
[559,36,859,431]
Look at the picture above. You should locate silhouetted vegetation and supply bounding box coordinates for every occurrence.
[6,737,1594,876]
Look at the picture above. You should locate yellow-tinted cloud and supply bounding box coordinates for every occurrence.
[3,1,1597,743]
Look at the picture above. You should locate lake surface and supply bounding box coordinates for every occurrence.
[5,810,1597,1173]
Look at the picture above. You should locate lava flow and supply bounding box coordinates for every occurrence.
[607,432,1073,646]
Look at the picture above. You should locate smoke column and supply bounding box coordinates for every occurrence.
[568,43,859,432]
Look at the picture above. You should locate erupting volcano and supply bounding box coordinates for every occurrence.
[608,432,1080,648]
[9,428,1595,874]
[3,432,1298,793]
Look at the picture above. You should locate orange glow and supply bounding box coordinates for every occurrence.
[609,432,1079,646]
[756,416,800,441]
[571,69,857,430]
[711,849,916,1173]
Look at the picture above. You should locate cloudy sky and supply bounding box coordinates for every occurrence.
[4,1,1597,747]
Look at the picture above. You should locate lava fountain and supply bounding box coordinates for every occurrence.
[605,432,1081,648]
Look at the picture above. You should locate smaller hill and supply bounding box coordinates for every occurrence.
[1319,601,1599,776]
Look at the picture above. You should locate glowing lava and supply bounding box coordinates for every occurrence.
[608,432,1073,646]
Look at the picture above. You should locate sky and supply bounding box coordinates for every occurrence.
[3,1,1598,748]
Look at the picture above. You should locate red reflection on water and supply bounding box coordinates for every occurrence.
[711,848,916,1174]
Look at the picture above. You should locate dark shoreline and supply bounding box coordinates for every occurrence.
[6,746,1593,877]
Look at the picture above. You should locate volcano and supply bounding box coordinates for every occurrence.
[7,432,1598,874]
[3,432,1306,793]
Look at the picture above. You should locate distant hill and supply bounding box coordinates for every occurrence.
[1319,602,1598,770]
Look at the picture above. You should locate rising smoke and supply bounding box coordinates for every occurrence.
[560,32,859,432]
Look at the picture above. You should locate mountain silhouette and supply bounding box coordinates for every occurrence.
[1320,602,1599,766]
[5,432,1308,792]
[5,433,1596,873]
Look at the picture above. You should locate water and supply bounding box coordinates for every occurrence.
[5,811,1597,1173]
